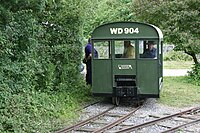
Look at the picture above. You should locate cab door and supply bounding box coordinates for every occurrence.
[112,40,136,76]
[112,40,137,97]
[92,40,112,95]
[137,40,159,97]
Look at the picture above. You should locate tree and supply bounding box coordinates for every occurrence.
[0,0,90,132]
[83,0,135,36]
[133,0,200,64]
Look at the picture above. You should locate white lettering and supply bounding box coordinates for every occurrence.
[134,28,139,34]
[118,28,123,34]
[110,28,139,34]
[124,28,129,34]
[110,28,118,34]
[129,28,134,34]
[118,65,133,70]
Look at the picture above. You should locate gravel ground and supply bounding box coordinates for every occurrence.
[77,98,200,133]
[79,102,114,120]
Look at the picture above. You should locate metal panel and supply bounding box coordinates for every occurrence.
[92,22,163,40]
[137,60,159,94]
[92,59,112,94]
[112,59,136,75]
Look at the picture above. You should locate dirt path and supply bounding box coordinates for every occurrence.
[163,69,191,77]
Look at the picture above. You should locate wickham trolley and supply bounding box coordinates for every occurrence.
[91,22,163,105]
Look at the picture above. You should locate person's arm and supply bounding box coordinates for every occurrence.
[153,48,157,58]
[85,45,92,60]
[87,53,92,60]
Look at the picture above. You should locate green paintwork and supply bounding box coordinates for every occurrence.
[92,59,112,94]
[137,60,158,94]
[92,22,163,40]
[91,22,163,97]
[112,59,136,75]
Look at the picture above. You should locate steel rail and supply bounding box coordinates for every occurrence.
[56,106,115,133]
[93,105,142,133]
[114,106,200,133]
[161,118,200,133]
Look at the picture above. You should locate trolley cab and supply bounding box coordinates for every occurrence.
[91,22,163,105]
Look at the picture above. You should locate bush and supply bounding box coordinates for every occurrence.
[187,64,200,86]
[0,82,91,132]
[164,51,193,61]
[0,0,90,132]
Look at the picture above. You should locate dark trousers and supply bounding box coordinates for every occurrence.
[86,61,92,85]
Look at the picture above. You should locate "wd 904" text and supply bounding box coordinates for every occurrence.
[110,28,139,34]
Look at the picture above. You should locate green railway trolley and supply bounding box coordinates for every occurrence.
[91,22,163,105]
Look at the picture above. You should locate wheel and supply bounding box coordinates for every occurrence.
[112,97,120,106]
[135,98,146,107]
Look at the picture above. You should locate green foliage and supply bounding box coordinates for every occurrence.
[133,0,200,64]
[0,81,91,132]
[83,0,135,36]
[164,51,193,61]
[188,64,200,86]
[0,0,91,132]
[132,0,200,86]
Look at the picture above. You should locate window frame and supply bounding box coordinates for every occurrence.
[138,40,159,60]
[114,39,136,60]
[92,40,111,60]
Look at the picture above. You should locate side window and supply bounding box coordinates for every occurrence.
[115,40,135,59]
[93,41,110,59]
[139,40,157,59]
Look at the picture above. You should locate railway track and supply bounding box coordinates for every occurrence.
[56,99,200,133]
[114,106,200,133]
[56,106,115,133]
[56,101,143,133]
[75,100,102,112]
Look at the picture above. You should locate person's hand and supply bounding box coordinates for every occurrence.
[87,54,92,60]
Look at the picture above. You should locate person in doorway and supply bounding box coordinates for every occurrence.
[122,41,135,58]
[142,41,157,58]
[84,38,98,85]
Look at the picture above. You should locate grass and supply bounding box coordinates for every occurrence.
[52,84,102,132]
[159,76,200,107]
[163,61,194,69]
